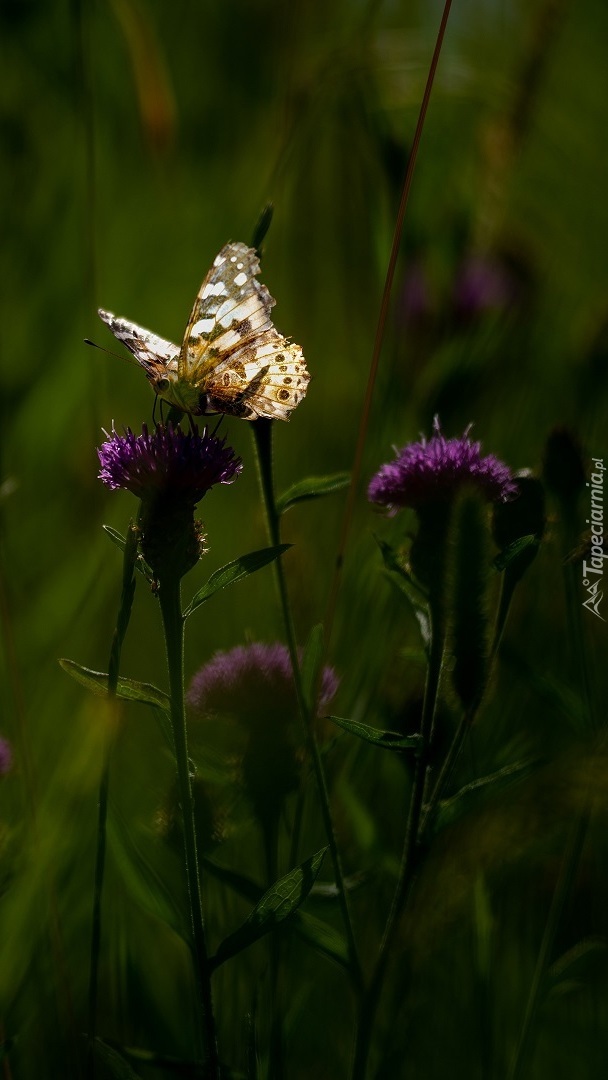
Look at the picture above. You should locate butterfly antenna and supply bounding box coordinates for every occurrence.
[84,338,132,364]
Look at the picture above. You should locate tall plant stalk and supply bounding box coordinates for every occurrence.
[87,520,138,1073]
[507,515,595,1080]
[252,419,362,990]
[158,578,220,1079]
[350,601,446,1080]
[263,812,284,1080]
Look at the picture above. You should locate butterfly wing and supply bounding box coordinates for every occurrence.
[203,335,309,421]
[178,242,310,421]
[98,308,180,385]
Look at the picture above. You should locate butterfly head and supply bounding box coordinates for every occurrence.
[150,371,206,416]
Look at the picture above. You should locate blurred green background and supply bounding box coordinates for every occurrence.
[1,0,607,1077]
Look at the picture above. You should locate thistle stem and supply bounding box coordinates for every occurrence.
[252,419,362,990]
[263,812,284,1080]
[158,577,220,1078]
[351,604,445,1080]
[507,523,595,1080]
[506,807,590,1080]
[418,708,472,840]
[87,520,138,1073]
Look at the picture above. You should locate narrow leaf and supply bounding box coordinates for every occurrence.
[92,1038,140,1080]
[211,848,327,969]
[432,759,541,834]
[292,911,349,970]
[97,1037,206,1076]
[183,545,291,618]
[276,472,350,516]
[325,714,422,752]
[103,524,152,580]
[59,660,170,709]
[549,938,608,988]
[203,858,261,905]
[203,855,348,970]
[103,524,128,552]
[375,534,415,585]
[493,534,538,573]
[375,535,431,647]
[108,810,185,940]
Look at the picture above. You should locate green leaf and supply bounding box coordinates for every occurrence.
[102,525,152,580]
[325,715,422,752]
[96,1037,207,1076]
[276,472,350,516]
[92,1038,140,1080]
[203,858,261,904]
[59,660,170,710]
[549,938,608,990]
[103,524,128,552]
[375,535,431,647]
[60,661,174,751]
[494,534,538,572]
[211,848,327,969]
[300,623,324,712]
[292,910,349,970]
[108,810,185,940]
[203,855,348,969]
[375,534,413,583]
[432,759,541,834]
[183,546,291,618]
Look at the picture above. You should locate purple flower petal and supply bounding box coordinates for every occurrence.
[369,417,517,511]
[98,423,242,504]
[188,642,339,721]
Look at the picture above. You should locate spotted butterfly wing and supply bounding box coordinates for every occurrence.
[98,241,309,421]
[180,241,310,421]
[97,309,180,387]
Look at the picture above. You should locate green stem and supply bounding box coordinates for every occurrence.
[506,807,590,1080]
[87,520,138,1072]
[418,709,472,840]
[263,813,284,1080]
[351,605,445,1080]
[252,419,362,990]
[158,578,220,1079]
[506,508,595,1080]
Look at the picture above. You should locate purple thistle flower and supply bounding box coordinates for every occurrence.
[0,737,12,776]
[369,417,517,513]
[187,643,339,825]
[98,423,242,504]
[188,642,338,721]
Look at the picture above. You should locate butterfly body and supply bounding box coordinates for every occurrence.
[98,242,309,421]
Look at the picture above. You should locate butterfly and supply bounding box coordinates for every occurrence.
[98,241,310,421]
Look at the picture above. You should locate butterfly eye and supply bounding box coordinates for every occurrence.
[156,378,170,393]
